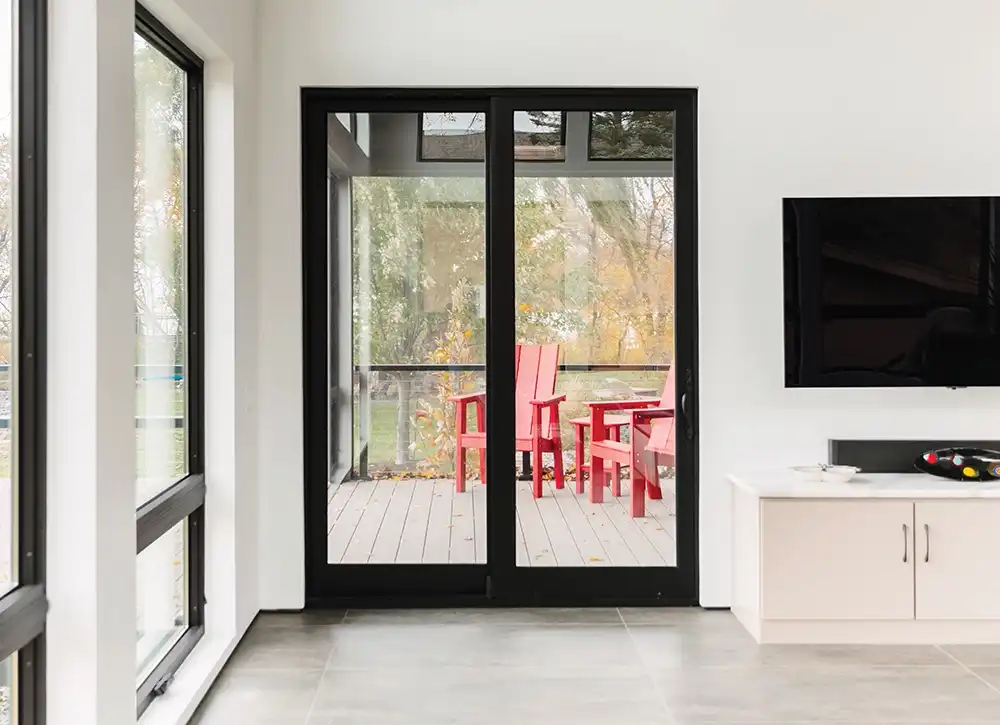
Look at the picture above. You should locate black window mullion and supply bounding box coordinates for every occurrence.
[14,0,47,597]
[136,473,205,554]
[184,48,204,478]
[6,0,48,722]
[0,585,45,660]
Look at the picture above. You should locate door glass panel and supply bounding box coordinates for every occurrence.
[1,653,14,725]
[0,0,13,596]
[514,108,677,567]
[329,111,487,564]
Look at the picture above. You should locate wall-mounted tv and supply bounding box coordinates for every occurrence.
[783,196,1000,387]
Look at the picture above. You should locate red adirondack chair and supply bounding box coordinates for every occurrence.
[449,344,566,498]
[586,366,676,517]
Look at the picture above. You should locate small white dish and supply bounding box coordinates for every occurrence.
[790,464,861,483]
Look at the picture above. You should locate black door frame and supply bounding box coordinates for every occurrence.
[301,88,699,607]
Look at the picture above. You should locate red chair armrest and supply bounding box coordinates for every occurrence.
[448,392,486,403]
[529,393,567,406]
[584,397,658,411]
[630,408,676,424]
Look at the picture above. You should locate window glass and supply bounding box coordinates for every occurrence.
[0,653,14,725]
[133,32,189,505]
[514,111,564,160]
[0,0,13,596]
[420,112,565,161]
[333,112,352,133]
[589,111,674,160]
[136,520,187,682]
[420,112,485,161]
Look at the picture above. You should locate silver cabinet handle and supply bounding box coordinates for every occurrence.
[903,523,909,563]
[924,523,930,563]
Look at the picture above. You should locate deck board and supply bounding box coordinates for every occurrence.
[472,483,488,563]
[572,483,639,567]
[516,482,557,566]
[546,480,612,566]
[327,477,676,566]
[423,479,454,562]
[342,478,395,563]
[533,481,585,566]
[368,480,414,562]
[449,478,476,563]
[395,477,434,564]
[327,480,376,563]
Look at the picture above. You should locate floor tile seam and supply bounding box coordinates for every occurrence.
[303,638,344,724]
[318,664,651,673]
[936,644,1000,696]
[222,665,330,674]
[337,620,622,634]
[619,607,679,725]
[251,623,347,629]
[639,662,967,670]
[335,620,628,627]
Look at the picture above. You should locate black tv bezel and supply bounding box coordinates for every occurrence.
[783,194,1000,389]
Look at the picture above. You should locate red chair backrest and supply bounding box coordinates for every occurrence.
[649,365,676,455]
[514,343,560,439]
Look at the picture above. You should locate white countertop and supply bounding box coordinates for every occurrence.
[728,470,1000,499]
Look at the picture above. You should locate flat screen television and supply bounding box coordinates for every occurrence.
[783,196,1000,387]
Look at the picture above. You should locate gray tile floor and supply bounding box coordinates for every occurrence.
[191,608,1000,724]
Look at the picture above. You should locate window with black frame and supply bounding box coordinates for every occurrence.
[133,5,204,715]
[0,0,47,723]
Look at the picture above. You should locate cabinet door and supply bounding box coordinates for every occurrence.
[760,500,914,620]
[915,501,1000,620]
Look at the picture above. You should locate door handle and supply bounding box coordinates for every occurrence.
[681,368,694,441]
[924,523,930,563]
[902,523,909,563]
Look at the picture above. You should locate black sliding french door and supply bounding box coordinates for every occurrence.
[301,89,699,607]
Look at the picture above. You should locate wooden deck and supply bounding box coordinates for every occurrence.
[327,477,676,567]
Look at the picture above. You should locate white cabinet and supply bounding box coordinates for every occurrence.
[729,474,1000,644]
[915,501,1000,620]
[760,500,914,620]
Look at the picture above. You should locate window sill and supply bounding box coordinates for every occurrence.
[137,627,245,725]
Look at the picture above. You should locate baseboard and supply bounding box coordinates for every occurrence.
[756,618,1000,644]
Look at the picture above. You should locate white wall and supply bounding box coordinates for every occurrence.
[257,0,1000,608]
[143,0,262,641]
[47,0,258,722]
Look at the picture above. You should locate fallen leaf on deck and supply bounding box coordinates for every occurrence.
[588,556,603,562]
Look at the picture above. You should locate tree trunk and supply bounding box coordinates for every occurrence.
[395,372,411,466]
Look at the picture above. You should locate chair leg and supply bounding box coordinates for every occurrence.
[455,442,466,494]
[553,442,565,490]
[532,441,543,499]
[455,405,466,493]
[574,426,585,494]
[591,453,605,504]
[647,452,662,499]
[611,426,621,495]
[475,401,486,485]
[631,470,646,517]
